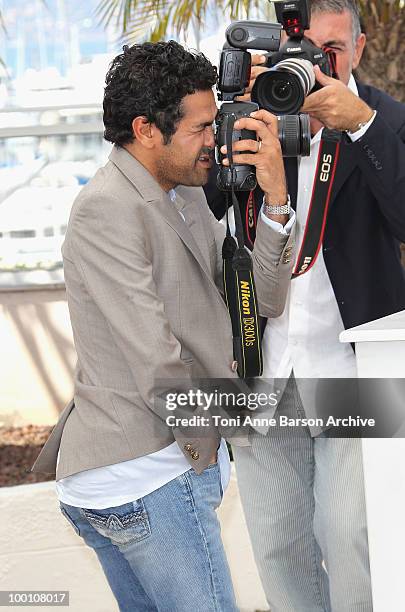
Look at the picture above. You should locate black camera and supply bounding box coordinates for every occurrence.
[252,0,336,115]
[215,100,310,191]
[215,0,336,191]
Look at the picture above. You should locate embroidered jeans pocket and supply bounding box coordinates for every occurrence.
[82,499,151,547]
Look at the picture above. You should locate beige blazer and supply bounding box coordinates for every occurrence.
[32,145,295,479]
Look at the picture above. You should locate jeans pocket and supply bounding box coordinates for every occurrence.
[199,463,223,507]
[211,462,224,502]
[219,474,224,501]
[60,505,81,536]
[82,499,151,547]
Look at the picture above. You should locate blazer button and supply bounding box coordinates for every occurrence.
[231,360,238,372]
[184,444,192,452]
[191,451,200,460]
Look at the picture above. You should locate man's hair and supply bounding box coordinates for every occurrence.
[309,0,362,43]
[103,40,218,146]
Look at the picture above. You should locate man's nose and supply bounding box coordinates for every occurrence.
[204,126,215,149]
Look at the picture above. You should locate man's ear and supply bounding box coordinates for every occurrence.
[131,116,158,149]
[352,33,366,70]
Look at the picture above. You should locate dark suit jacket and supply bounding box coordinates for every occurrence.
[204,82,405,331]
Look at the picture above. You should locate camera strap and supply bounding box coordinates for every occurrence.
[245,190,257,248]
[239,131,341,279]
[222,115,263,378]
[292,128,341,278]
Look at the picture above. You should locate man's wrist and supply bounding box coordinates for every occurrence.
[263,194,291,226]
[264,192,288,208]
[346,105,375,134]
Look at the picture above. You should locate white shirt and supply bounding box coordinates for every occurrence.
[262,76,376,387]
[56,188,231,509]
[56,439,231,509]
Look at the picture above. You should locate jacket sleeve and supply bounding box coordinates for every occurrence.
[251,215,295,318]
[353,111,405,242]
[70,192,219,469]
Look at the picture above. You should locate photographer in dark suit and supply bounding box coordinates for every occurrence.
[204,1,405,610]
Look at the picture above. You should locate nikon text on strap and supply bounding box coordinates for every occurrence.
[222,114,263,378]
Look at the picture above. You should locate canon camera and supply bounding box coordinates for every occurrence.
[216,0,337,191]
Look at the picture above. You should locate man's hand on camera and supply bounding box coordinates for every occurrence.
[236,54,268,102]
[301,65,374,132]
[220,109,289,225]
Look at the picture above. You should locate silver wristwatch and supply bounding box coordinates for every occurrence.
[264,194,291,217]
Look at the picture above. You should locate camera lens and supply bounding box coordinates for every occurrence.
[253,71,303,114]
[271,79,293,103]
[278,114,311,157]
[252,58,315,115]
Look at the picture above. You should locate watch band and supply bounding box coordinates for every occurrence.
[264,194,291,217]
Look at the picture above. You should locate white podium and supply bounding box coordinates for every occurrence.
[340,310,405,612]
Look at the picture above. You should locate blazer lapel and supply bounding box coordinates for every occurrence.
[153,192,213,279]
[328,138,358,207]
[108,146,213,281]
[172,190,213,267]
[327,81,372,208]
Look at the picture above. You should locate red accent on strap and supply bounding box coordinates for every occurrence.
[245,190,255,247]
[292,140,341,277]
[253,191,258,226]
[324,48,338,79]
[293,141,323,275]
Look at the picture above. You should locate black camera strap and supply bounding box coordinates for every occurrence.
[292,128,341,278]
[222,114,263,378]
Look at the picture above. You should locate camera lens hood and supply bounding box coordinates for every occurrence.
[252,58,315,115]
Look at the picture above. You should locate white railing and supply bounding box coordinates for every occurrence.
[0,104,105,289]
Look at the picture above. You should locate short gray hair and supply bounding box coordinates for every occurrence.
[309,0,362,44]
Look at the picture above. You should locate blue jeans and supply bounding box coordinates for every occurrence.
[60,463,238,612]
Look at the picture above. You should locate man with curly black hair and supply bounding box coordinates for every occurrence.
[102,40,221,188]
[33,40,296,610]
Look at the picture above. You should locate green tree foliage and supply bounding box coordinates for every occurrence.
[95,0,271,43]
